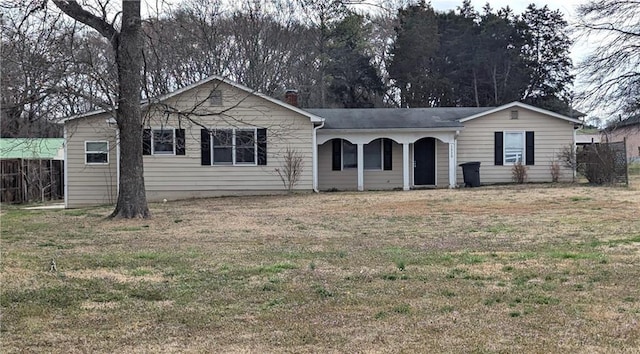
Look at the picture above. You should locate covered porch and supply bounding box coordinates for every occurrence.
[316,130,459,191]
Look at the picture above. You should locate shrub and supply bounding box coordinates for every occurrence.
[550,160,561,182]
[574,143,625,184]
[512,162,528,184]
[275,147,304,192]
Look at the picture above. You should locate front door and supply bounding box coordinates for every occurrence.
[414,138,436,185]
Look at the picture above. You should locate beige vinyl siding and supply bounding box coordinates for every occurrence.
[318,140,357,190]
[364,141,403,190]
[436,140,449,187]
[66,79,315,207]
[65,115,118,208]
[142,80,314,200]
[457,108,575,184]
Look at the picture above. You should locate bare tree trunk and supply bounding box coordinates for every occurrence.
[53,0,149,218]
[111,1,149,218]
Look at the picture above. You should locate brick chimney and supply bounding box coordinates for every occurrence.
[284,89,298,107]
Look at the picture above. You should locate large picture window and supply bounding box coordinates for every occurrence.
[85,141,108,164]
[201,128,267,166]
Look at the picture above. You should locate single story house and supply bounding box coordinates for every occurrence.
[63,75,582,208]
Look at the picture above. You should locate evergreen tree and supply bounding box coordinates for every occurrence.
[388,2,440,107]
[327,13,385,108]
[521,4,574,114]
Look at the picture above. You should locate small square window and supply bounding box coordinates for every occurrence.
[510,110,519,119]
[85,141,108,164]
[153,129,175,155]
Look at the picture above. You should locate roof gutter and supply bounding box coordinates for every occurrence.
[318,127,464,134]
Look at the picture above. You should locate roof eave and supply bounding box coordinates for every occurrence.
[62,75,323,124]
[458,101,583,124]
[318,127,464,133]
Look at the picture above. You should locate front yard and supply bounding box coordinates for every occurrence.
[1,183,639,352]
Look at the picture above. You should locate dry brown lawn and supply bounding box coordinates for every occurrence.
[1,182,639,353]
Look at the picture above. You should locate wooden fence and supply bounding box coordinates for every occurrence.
[1,159,64,204]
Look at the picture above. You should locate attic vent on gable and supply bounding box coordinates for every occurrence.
[510,110,519,119]
[210,90,222,106]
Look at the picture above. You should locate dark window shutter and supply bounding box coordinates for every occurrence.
[175,129,186,155]
[201,129,211,165]
[494,132,503,165]
[143,129,152,155]
[332,139,342,171]
[257,128,267,165]
[525,131,535,165]
[383,138,393,170]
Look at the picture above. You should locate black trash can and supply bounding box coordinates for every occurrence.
[459,162,481,187]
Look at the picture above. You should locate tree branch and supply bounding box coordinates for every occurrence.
[51,0,118,46]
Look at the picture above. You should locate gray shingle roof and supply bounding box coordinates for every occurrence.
[306,107,495,129]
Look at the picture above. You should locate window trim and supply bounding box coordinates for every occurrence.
[151,127,176,156]
[85,141,109,165]
[503,131,525,165]
[209,128,258,166]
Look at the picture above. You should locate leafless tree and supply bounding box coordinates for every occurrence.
[1,5,68,137]
[575,0,640,117]
[52,0,149,218]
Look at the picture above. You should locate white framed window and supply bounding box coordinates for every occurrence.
[152,128,176,155]
[504,131,524,164]
[211,128,257,165]
[364,139,383,170]
[85,141,108,164]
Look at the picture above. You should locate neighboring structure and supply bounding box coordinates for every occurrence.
[603,115,640,162]
[0,138,65,203]
[63,75,582,208]
[575,131,601,147]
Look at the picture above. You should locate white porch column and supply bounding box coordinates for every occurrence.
[402,142,410,191]
[357,143,364,191]
[448,140,457,188]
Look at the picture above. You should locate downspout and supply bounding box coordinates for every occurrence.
[312,120,325,193]
[573,123,579,181]
[63,126,68,208]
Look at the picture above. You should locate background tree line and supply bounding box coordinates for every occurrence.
[2,0,578,139]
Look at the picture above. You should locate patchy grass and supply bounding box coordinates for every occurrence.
[2,185,640,352]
